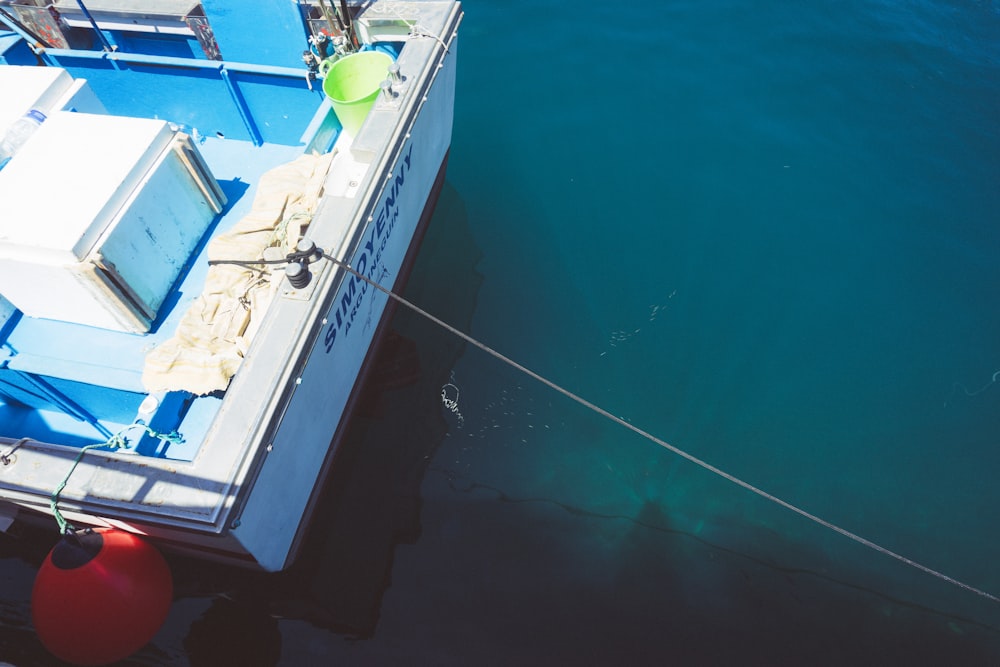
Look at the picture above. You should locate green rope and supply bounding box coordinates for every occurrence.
[50,424,184,535]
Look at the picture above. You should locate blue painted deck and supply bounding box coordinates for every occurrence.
[0,134,312,459]
[1,0,349,460]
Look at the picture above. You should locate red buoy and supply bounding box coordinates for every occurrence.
[32,527,173,666]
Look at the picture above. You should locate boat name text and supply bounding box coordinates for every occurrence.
[323,142,414,353]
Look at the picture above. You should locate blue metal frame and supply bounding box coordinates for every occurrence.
[38,48,324,146]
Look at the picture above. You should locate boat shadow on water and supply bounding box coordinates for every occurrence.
[173,182,480,662]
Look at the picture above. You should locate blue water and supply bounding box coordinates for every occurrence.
[4,0,1000,663]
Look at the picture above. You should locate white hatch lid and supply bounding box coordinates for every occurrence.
[0,66,73,132]
[0,111,173,264]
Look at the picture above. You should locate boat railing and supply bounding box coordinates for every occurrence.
[35,47,327,147]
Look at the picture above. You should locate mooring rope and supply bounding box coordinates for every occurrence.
[315,250,1000,605]
[50,424,183,535]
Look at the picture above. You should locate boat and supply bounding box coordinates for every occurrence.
[0,0,463,573]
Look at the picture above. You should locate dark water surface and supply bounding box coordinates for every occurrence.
[3,0,1000,664]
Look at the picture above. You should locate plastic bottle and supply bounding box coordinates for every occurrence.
[0,109,47,170]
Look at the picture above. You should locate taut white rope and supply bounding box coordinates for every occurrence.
[321,251,1000,605]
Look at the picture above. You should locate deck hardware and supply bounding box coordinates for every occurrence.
[285,261,310,289]
[0,438,28,467]
[380,79,394,100]
[284,238,323,289]
[388,62,403,84]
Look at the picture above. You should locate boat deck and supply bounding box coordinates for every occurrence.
[0,134,315,460]
[0,0,463,568]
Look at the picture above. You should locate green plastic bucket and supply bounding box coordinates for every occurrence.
[322,51,394,137]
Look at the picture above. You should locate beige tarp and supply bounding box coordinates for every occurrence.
[142,151,334,395]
